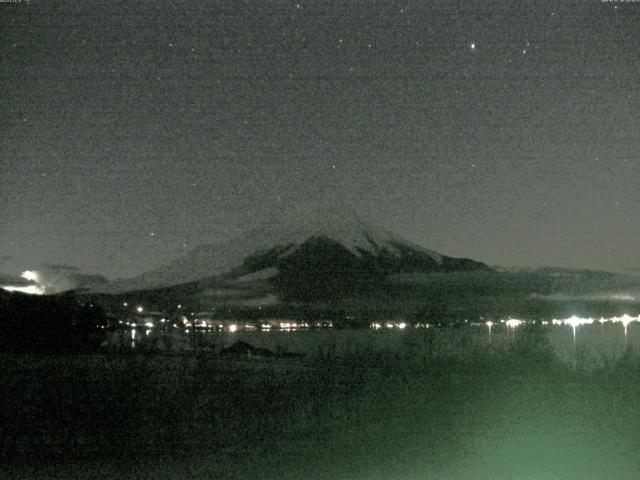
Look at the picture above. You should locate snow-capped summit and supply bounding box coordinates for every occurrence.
[249,199,443,261]
[103,202,487,294]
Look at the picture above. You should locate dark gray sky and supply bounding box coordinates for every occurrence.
[1,0,639,279]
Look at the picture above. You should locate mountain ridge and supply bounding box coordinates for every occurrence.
[102,208,488,296]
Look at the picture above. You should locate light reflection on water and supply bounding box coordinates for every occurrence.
[110,314,640,365]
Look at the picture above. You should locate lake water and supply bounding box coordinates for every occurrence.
[109,314,640,366]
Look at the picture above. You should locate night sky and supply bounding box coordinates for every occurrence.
[2,0,639,280]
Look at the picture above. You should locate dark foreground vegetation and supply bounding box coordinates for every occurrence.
[3,327,640,479]
[0,290,107,353]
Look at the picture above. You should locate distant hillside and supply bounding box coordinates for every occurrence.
[390,269,640,320]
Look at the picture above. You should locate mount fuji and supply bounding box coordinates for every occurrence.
[103,202,490,302]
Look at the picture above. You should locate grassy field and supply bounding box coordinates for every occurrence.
[3,328,640,479]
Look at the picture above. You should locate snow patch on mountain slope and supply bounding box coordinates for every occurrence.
[236,267,279,283]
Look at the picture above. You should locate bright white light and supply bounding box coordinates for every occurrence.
[470,42,476,50]
[3,284,46,295]
[228,324,238,333]
[505,319,523,328]
[144,322,154,328]
[620,314,635,328]
[564,316,582,341]
[564,316,584,329]
[136,306,144,313]
[398,322,407,330]
[22,270,39,282]
[2,270,46,295]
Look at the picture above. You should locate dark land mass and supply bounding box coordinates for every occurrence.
[83,265,640,326]
[0,289,107,353]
